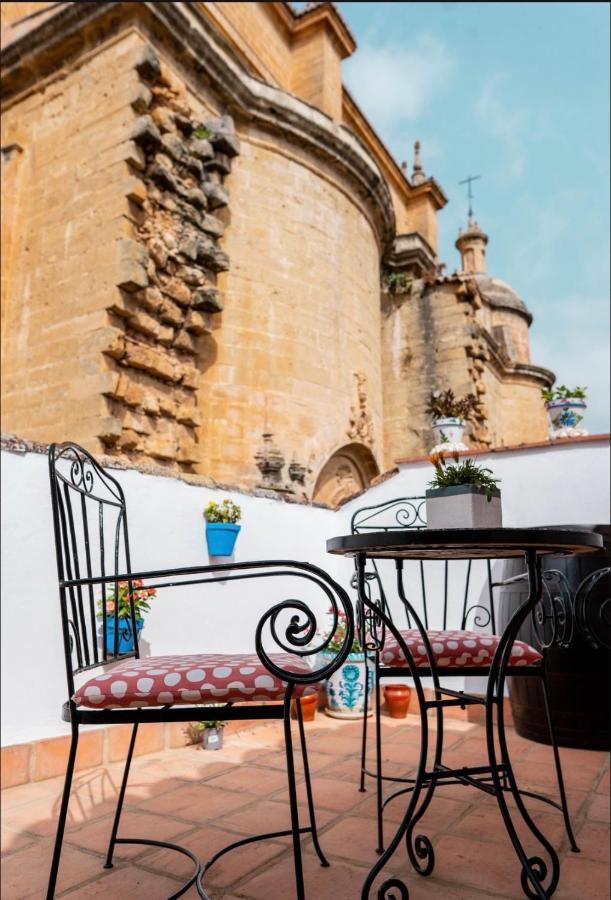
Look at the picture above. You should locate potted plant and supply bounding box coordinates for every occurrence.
[194,706,227,750]
[426,450,502,528]
[97,579,157,653]
[318,610,374,719]
[426,389,480,450]
[204,498,242,557]
[384,684,411,718]
[541,385,588,437]
[291,690,319,722]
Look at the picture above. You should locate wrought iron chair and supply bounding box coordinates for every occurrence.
[47,442,354,900]
[351,495,578,858]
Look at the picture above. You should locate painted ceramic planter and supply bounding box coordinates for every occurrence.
[103,617,143,654]
[319,651,374,719]
[205,522,241,556]
[426,485,502,529]
[384,684,411,719]
[431,416,466,447]
[546,399,588,437]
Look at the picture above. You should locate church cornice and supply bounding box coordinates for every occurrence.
[1,0,395,247]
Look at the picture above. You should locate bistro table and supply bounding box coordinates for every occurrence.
[327,527,603,900]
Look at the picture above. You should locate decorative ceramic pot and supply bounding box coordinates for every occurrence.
[205,522,241,556]
[320,651,374,719]
[104,617,143,654]
[426,485,502,529]
[431,416,466,446]
[384,683,411,719]
[203,726,224,750]
[545,399,588,437]
[292,691,318,722]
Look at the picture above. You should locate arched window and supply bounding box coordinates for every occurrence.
[312,443,379,507]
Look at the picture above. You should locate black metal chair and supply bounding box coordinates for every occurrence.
[351,495,578,858]
[47,442,354,900]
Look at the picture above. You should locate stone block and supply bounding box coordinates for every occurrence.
[179,364,200,390]
[116,239,149,292]
[161,276,192,305]
[153,107,176,134]
[177,403,202,427]
[185,309,211,335]
[177,440,199,464]
[117,428,140,451]
[204,153,232,176]
[130,84,153,114]
[192,287,223,312]
[135,45,161,83]
[124,176,147,206]
[200,213,225,238]
[146,436,177,460]
[184,155,204,179]
[189,137,214,161]
[184,187,207,209]
[178,265,206,286]
[149,162,178,193]
[123,140,146,171]
[202,181,229,209]
[134,286,163,313]
[112,373,144,407]
[177,234,198,261]
[160,131,185,160]
[129,309,162,339]
[206,116,241,156]
[158,296,184,327]
[97,416,123,442]
[173,329,199,354]
[123,410,153,435]
[148,237,168,269]
[131,115,162,152]
[124,342,176,382]
[101,328,126,360]
[174,114,194,137]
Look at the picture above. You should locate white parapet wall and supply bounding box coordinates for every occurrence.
[1,435,609,746]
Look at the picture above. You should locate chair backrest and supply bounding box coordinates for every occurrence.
[351,495,496,634]
[49,442,138,695]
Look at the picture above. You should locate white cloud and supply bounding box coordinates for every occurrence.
[475,76,528,181]
[343,33,453,132]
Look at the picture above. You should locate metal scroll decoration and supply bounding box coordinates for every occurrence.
[574,567,610,650]
[378,878,410,899]
[530,566,610,651]
[254,567,354,685]
[461,603,492,630]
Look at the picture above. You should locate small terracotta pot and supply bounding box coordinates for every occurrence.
[292,691,318,722]
[384,684,411,719]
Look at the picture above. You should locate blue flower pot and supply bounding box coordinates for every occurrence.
[105,617,143,653]
[205,522,241,556]
[319,651,374,719]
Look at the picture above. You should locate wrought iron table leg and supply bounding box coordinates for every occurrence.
[540,673,580,852]
[375,669,385,854]
[359,652,371,793]
[486,551,560,900]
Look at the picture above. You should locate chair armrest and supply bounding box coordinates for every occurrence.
[63,559,354,685]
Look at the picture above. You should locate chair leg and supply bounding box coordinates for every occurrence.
[284,692,306,900]
[540,675,580,852]
[296,697,329,867]
[46,722,79,900]
[375,672,384,855]
[104,723,139,868]
[359,663,369,792]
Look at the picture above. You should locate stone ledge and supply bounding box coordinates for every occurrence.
[0,432,333,508]
[395,433,611,466]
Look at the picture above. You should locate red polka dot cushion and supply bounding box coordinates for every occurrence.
[380,629,541,668]
[73,653,316,709]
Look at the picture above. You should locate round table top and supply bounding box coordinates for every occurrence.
[326,527,604,560]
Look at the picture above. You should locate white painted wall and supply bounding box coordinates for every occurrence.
[1,438,609,746]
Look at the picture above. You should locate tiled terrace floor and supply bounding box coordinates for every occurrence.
[1,713,609,899]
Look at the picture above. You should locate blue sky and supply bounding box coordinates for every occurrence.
[334,1,609,433]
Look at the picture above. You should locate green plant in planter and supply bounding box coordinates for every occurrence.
[203,499,241,524]
[383,270,413,295]
[541,385,587,403]
[428,450,500,502]
[426,388,480,421]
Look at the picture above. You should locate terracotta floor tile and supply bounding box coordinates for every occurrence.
[238,853,367,900]
[555,855,611,900]
[1,825,35,855]
[595,767,610,796]
[205,764,291,797]
[313,815,380,865]
[288,776,369,813]
[59,864,182,897]
[65,809,190,860]
[576,819,611,864]
[136,781,252,822]
[143,823,287,886]
[0,840,103,898]
[220,798,336,837]
[585,792,610,824]
[431,833,531,896]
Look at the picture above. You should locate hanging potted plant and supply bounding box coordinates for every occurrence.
[426,389,480,451]
[426,449,502,529]
[318,610,374,720]
[97,579,157,654]
[541,385,588,438]
[204,498,242,557]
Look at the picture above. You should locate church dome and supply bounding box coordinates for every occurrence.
[473,274,533,324]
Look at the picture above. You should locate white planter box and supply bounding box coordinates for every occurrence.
[425,485,502,529]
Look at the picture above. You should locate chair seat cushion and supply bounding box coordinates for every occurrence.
[73,653,315,709]
[380,629,541,668]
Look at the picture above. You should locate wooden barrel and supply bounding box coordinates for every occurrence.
[498,525,610,750]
